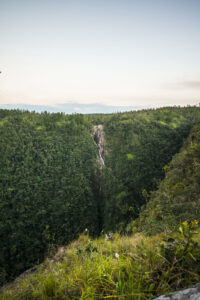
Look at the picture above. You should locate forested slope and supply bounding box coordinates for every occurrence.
[132,122,200,235]
[0,110,99,283]
[101,106,200,230]
[1,106,200,285]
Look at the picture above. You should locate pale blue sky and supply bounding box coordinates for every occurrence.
[0,0,200,112]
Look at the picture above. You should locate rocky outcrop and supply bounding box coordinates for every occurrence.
[93,124,106,166]
[153,284,200,300]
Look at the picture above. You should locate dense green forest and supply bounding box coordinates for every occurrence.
[131,122,200,235]
[1,106,200,285]
[0,110,99,284]
[101,107,200,230]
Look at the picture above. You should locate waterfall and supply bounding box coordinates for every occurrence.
[92,124,105,233]
[98,150,105,165]
[93,124,105,167]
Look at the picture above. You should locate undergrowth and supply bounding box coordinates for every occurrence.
[1,221,200,300]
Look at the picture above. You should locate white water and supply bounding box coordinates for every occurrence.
[98,150,105,165]
[93,124,105,167]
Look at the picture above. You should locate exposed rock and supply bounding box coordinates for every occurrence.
[51,246,67,261]
[153,284,200,300]
[105,232,113,241]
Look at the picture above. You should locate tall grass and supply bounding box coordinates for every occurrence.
[1,222,200,299]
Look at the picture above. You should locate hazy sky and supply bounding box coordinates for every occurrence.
[0,0,200,112]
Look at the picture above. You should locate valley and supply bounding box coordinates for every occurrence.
[0,106,200,299]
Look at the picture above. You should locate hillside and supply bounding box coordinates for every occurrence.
[131,123,200,235]
[1,106,200,285]
[101,107,200,230]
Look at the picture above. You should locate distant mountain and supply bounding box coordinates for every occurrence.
[0,103,142,114]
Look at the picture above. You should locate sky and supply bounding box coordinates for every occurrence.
[0,0,200,113]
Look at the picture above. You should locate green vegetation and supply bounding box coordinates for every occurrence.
[0,110,99,283]
[132,123,200,235]
[1,106,200,288]
[1,222,200,299]
[101,106,200,230]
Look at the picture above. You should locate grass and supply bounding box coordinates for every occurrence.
[1,222,200,299]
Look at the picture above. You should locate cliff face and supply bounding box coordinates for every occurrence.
[93,124,106,166]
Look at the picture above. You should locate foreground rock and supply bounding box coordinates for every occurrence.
[153,284,200,300]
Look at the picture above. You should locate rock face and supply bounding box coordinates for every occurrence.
[93,124,106,166]
[153,284,200,300]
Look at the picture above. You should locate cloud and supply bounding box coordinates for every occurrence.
[181,81,200,89]
[167,80,200,90]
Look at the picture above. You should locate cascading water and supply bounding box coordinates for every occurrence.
[92,124,106,233]
[98,150,104,165]
[93,124,105,167]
